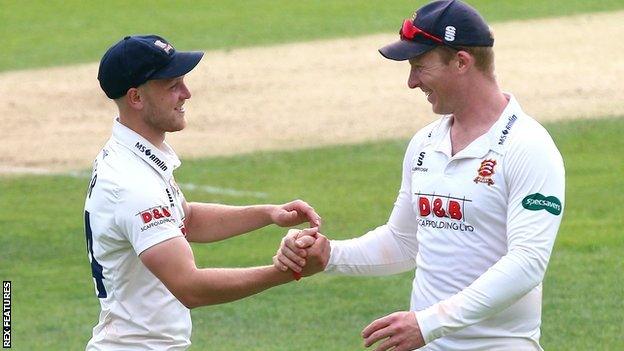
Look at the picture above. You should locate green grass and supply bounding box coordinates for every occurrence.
[1,117,623,350]
[2,0,624,71]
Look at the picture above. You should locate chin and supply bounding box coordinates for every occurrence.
[431,104,451,115]
[174,116,187,130]
[165,121,186,132]
[431,105,444,115]
[173,123,186,132]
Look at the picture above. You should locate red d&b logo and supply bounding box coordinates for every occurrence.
[140,206,172,223]
[417,194,470,220]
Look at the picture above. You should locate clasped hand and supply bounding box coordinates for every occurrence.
[273,227,425,351]
[273,227,329,277]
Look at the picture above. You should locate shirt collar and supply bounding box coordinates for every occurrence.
[486,93,523,154]
[111,118,181,179]
[427,93,523,158]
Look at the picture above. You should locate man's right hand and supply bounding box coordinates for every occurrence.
[273,228,330,277]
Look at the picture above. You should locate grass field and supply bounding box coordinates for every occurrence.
[1,117,623,350]
[2,0,624,71]
[2,0,624,350]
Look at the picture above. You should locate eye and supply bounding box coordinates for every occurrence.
[412,65,424,73]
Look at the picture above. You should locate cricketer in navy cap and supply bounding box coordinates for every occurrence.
[98,35,204,99]
[379,0,494,61]
[273,1,565,351]
[86,33,325,351]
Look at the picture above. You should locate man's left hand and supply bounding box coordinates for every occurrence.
[271,199,321,228]
[362,311,425,351]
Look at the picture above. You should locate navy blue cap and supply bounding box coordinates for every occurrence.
[379,0,494,61]
[98,35,204,99]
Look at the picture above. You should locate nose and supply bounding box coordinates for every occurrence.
[180,82,192,99]
[407,66,421,89]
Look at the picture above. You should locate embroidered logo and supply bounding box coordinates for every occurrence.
[412,151,428,172]
[154,39,174,54]
[498,114,518,145]
[473,159,496,186]
[444,26,456,41]
[135,141,168,172]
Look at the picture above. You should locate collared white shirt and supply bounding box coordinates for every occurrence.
[326,94,565,351]
[84,119,191,350]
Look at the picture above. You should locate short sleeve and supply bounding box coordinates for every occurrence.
[114,187,183,255]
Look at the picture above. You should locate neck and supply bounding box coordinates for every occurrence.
[118,113,166,148]
[451,76,508,133]
[447,75,508,156]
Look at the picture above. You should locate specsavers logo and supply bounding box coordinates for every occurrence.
[416,192,474,232]
[522,193,562,215]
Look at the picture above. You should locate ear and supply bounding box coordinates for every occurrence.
[125,87,144,110]
[455,50,474,73]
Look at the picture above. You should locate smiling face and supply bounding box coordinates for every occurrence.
[407,48,458,115]
[138,76,191,134]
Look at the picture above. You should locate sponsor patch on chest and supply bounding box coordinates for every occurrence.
[415,192,475,232]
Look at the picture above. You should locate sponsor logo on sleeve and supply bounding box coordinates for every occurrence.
[522,193,562,215]
[137,206,176,231]
[473,159,496,186]
[167,179,187,236]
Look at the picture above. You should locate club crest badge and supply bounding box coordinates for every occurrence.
[154,39,174,54]
[474,159,496,186]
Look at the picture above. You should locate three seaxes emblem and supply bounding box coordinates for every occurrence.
[474,159,496,186]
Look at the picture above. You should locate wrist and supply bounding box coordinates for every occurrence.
[415,306,440,344]
[264,204,279,225]
[270,265,297,284]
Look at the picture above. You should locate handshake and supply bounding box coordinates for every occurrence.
[273,227,331,279]
[271,227,426,350]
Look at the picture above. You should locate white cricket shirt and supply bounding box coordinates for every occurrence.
[326,94,565,351]
[84,119,191,350]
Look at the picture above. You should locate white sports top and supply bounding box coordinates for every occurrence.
[84,119,191,350]
[326,94,565,351]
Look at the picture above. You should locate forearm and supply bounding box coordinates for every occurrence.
[182,265,293,308]
[325,224,416,276]
[416,246,551,343]
[185,203,275,242]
